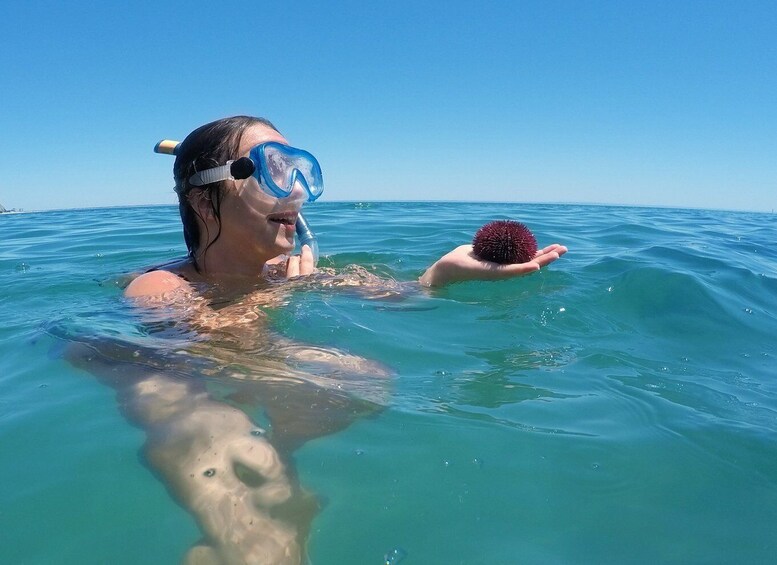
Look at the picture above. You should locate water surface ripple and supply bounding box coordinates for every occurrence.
[1,203,776,564]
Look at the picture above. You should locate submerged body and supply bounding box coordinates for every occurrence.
[115,116,565,563]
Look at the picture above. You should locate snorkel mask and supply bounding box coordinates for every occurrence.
[154,139,321,260]
[187,142,324,203]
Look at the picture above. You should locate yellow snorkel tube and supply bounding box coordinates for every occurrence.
[153,139,180,156]
[153,139,319,261]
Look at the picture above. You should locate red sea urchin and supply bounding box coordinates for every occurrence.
[472,220,538,264]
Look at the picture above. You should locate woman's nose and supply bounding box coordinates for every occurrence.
[289,178,307,201]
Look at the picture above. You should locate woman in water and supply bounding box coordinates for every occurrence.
[125,116,566,298]
[103,115,566,564]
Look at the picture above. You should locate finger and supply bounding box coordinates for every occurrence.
[500,262,541,277]
[299,244,315,275]
[266,254,286,266]
[286,255,300,278]
[535,243,566,258]
[534,250,560,268]
[499,248,563,277]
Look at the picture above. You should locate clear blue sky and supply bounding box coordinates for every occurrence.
[1,1,775,212]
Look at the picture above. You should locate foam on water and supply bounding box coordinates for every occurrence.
[1,203,776,564]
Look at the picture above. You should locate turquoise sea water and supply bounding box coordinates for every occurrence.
[1,202,776,564]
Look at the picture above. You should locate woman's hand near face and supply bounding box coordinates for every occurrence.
[285,244,316,278]
[419,243,567,287]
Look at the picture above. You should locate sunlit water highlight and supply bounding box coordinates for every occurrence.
[1,202,776,564]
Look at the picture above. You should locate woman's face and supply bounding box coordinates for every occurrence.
[215,124,308,261]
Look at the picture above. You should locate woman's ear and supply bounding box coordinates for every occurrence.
[188,189,215,221]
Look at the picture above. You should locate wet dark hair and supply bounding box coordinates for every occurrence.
[173,115,279,271]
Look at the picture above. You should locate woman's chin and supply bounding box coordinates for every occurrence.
[275,236,296,255]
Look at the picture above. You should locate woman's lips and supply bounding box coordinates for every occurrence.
[267,212,299,226]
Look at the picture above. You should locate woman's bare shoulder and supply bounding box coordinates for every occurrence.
[125,269,191,298]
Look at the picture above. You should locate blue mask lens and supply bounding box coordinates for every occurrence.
[250,142,324,202]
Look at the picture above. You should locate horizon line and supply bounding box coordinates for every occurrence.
[4,199,774,216]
